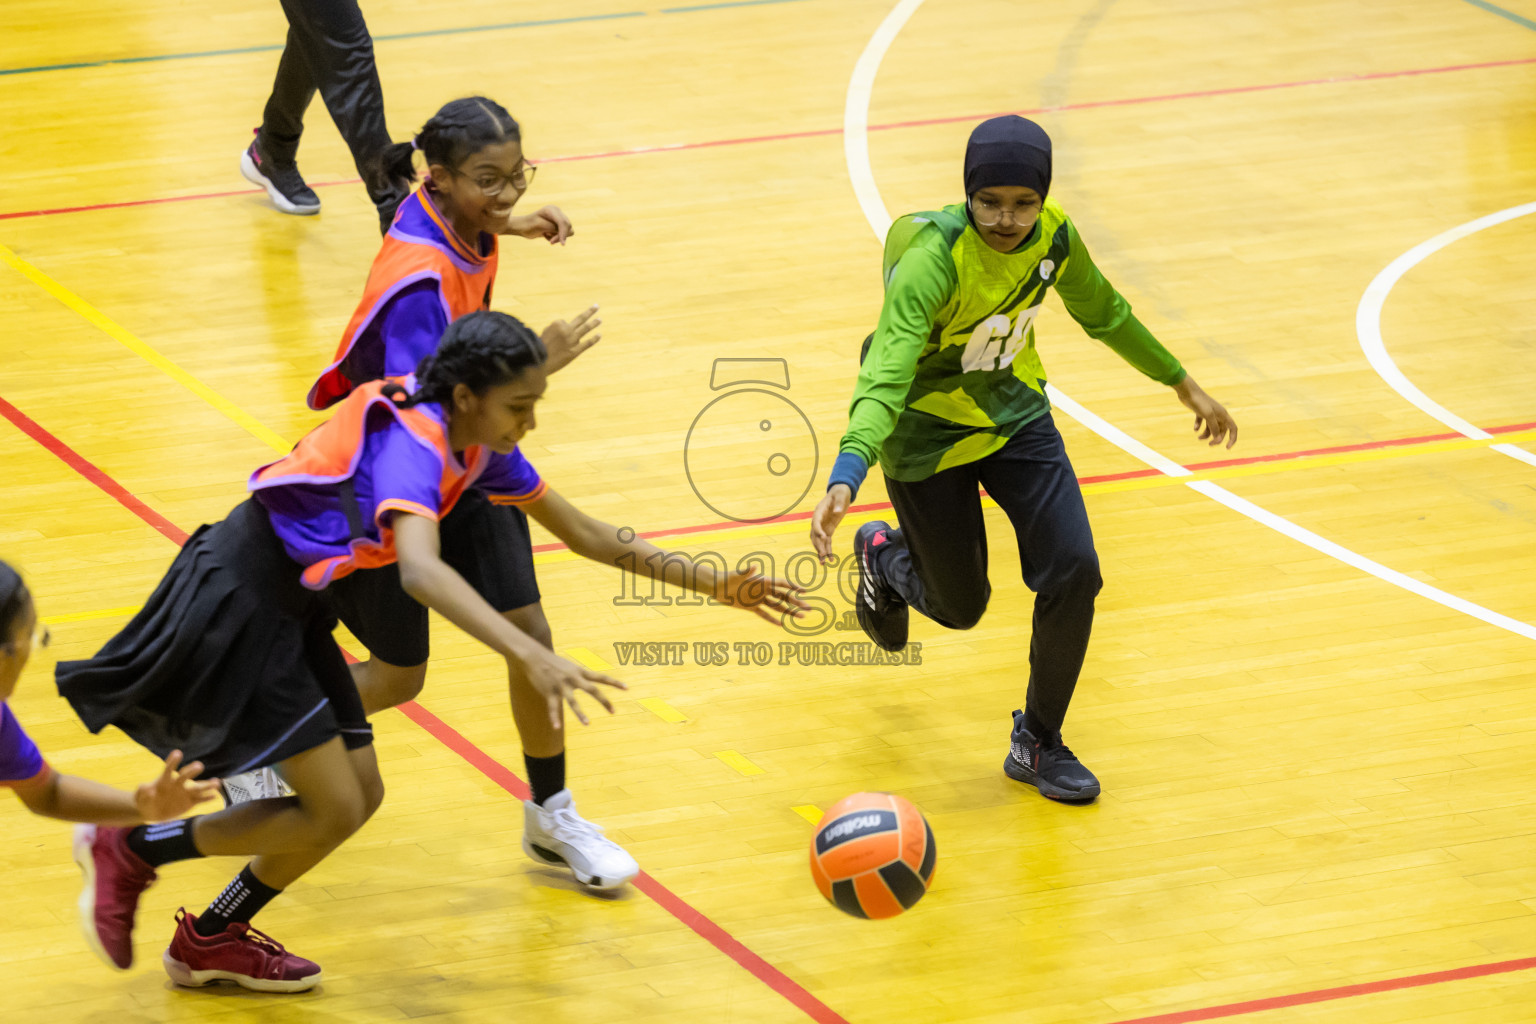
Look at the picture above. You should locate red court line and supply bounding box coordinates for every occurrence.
[526,418,1536,553]
[6,390,1536,1022]
[3,56,1533,223]
[0,184,357,223]
[401,701,849,1024]
[1110,955,1536,1024]
[0,394,188,545]
[1,392,850,1024]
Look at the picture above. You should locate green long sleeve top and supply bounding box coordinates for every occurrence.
[831,200,1185,491]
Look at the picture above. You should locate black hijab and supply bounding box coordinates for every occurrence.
[964,115,1052,200]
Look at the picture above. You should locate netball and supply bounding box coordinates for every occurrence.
[810,792,935,919]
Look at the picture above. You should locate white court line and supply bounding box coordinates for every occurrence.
[1356,201,1536,470]
[843,0,1536,642]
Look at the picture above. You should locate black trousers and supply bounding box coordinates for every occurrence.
[880,413,1103,735]
[259,0,404,208]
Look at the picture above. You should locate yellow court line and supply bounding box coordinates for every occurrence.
[1081,427,1536,497]
[714,750,765,776]
[564,646,614,671]
[792,805,823,825]
[638,697,689,723]
[0,242,292,454]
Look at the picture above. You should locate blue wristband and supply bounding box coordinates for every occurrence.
[827,451,869,502]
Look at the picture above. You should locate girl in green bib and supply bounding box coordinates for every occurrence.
[811,115,1237,802]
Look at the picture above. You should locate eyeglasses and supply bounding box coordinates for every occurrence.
[969,195,1037,227]
[459,162,537,198]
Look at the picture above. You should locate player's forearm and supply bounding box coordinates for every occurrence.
[18,773,144,825]
[398,556,541,661]
[829,353,918,498]
[1097,314,1186,386]
[590,530,732,600]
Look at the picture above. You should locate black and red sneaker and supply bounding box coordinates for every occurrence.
[1003,709,1101,802]
[854,520,909,652]
[163,908,322,993]
[240,130,320,215]
[73,824,157,969]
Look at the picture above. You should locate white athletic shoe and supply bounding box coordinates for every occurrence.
[220,767,294,806]
[522,790,639,891]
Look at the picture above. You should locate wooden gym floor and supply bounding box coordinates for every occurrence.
[2,0,1535,1021]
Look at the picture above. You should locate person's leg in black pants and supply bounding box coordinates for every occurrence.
[873,412,1103,800]
[257,25,315,172]
[975,413,1102,738]
[253,0,407,220]
[880,462,992,632]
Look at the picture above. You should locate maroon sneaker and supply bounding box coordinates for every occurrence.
[163,908,323,993]
[72,824,157,970]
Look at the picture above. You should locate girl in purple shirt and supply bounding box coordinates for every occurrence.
[54,312,805,994]
[0,563,217,819]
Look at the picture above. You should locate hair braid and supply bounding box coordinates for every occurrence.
[377,96,521,186]
[384,311,546,409]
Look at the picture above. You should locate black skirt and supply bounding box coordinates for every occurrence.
[55,499,371,778]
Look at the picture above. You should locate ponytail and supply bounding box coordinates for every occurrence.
[373,96,521,187]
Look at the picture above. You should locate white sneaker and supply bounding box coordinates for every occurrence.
[522,790,639,891]
[220,767,294,806]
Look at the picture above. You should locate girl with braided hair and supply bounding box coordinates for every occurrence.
[290,96,630,889]
[310,96,593,411]
[57,312,803,992]
[0,561,218,824]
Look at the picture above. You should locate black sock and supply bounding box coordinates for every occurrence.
[194,865,282,937]
[125,818,204,868]
[524,751,566,806]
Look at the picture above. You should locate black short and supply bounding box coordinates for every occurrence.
[441,490,541,614]
[327,490,541,667]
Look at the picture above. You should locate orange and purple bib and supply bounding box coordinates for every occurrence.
[253,378,545,590]
[308,189,500,410]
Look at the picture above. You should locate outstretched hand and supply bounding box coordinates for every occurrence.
[1174,376,1238,449]
[716,569,810,627]
[134,751,220,823]
[508,205,574,245]
[517,647,627,728]
[541,304,602,373]
[810,484,853,564]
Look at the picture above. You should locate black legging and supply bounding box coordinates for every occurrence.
[879,412,1102,735]
[259,0,405,209]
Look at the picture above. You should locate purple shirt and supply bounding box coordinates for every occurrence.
[0,702,48,788]
[379,283,451,378]
[255,397,546,587]
[333,193,496,388]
